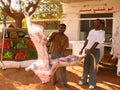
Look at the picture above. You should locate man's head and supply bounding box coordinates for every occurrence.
[58,23,66,33]
[94,19,103,30]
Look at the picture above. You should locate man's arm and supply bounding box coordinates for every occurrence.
[47,32,57,42]
[61,37,69,56]
[86,42,99,55]
[79,40,88,54]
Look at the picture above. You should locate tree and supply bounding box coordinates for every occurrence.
[0,0,40,28]
[0,0,62,28]
[33,0,62,19]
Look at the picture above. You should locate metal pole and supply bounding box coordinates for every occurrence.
[0,15,7,70]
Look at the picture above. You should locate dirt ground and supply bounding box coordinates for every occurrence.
[0,61,120,90]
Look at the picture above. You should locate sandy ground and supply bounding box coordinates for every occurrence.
[0,61,120,90]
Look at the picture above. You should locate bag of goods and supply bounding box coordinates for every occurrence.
[0,40,10,48]
[17,31,25,38]
[26,51,37,59]
[26,39,34,48]
[9,31,18,39]
[3,51,14,59]
[15,51,27,60]
[16,40,26,48]
[10,40,14,48]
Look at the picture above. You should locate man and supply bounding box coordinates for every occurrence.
[79,19,105,89]
[47,23,69,87]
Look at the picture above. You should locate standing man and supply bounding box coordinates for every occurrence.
[78,19,105,89]
[47,23,69,88]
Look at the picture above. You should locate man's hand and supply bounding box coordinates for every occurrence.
[86,49,91,55]
[79,50,83,55]
[23,11,30,20]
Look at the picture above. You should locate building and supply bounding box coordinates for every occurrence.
[57,0,120,76]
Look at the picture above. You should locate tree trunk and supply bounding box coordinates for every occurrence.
[15,17,23,28]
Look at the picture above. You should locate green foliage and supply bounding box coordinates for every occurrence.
[0,0,63,26]
[3,51,14,59]
[0,9,14,21]
[32,0,63,19]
